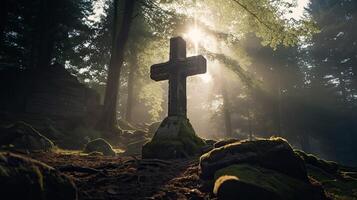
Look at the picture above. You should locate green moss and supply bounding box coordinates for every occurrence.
[83,138,116,156]
[201,137,290,162]
[200,137,308,182]
[214,164,325,200]
[142,117,205,159]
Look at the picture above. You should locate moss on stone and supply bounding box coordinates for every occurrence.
[200,137,308,181]
[142,117,205,159]
[214,164,326,200]
[83,138,116,156]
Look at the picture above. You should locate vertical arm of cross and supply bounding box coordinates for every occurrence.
[150,37,207,118]
[168,37,187,117]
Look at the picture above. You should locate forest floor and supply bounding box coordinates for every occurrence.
[29,150,212,200]
[28,149,357,200]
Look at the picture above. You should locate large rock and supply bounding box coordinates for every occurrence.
[199,138,308,182]
[0,152,77,200]
[213,164,326,200]
[0,121,54,152]
[83,138,116,156]
[142,116,205,159]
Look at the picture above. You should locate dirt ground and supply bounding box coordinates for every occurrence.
[30,151,213,200]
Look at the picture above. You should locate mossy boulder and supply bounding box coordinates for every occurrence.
[200,138,308,182]
[83,138,116,156]
[0,121,54,152]
[0,152,77,200]
[213,164,327,200]
[142,116,205,159]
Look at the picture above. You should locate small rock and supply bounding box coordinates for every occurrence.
[0,152,77,200]
[83,138,116,156]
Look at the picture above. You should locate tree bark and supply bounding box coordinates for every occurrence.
[97,0,136,130]
[125,52,138,122]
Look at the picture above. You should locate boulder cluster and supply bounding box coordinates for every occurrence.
[199,138,329,200]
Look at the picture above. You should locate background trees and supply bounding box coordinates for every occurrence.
[0,0,356,165]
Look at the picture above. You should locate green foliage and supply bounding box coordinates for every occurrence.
[138,83,164,121]
[0,0,93,68]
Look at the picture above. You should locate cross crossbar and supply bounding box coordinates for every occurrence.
[150,37,207,117]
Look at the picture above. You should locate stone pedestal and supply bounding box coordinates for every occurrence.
[142,116,205,159]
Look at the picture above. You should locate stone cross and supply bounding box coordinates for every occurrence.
[150,37,207,117]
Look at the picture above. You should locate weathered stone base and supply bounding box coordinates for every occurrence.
[142,116,205,159]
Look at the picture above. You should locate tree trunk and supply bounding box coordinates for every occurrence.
[97,0,136,130]
[125,52,138,122]
[221,78,232,137]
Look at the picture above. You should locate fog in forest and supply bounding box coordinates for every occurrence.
[1,1,357,198]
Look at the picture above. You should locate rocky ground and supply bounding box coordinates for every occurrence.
[27,151,209,200]
[1,121,357,200]
[6,148,352,200]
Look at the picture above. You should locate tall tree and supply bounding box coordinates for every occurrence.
[125,48,138,122]
[97,0,136,131]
